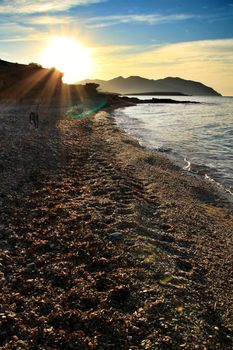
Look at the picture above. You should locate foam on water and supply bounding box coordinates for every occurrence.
[114,96,233,193]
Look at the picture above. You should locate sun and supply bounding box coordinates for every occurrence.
[41,36,93,83]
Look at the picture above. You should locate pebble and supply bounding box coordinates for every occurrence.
[110,232,123,240]
[26,262,35,269]
[131,326,140,333]
[108,286,131,303]
[0,272,6,287]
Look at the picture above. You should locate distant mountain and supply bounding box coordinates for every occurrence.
[79,76,221,96]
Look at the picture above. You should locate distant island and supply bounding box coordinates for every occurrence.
[80,76,221,96]
[126,92,189,96]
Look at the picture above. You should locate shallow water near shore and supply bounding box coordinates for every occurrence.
[114,96,233,195]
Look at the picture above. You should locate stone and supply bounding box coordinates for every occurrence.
[110,232,123,240]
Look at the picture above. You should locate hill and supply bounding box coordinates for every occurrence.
[80,76,221,96]
[0,59,64,103]
[0,59,105,105]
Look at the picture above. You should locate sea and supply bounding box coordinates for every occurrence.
[114,96,233,196]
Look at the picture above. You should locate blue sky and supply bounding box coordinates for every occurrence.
[0,0,233,94]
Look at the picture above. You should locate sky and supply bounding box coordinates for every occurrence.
[0,0,233,95]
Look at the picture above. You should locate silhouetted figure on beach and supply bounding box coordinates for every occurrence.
[29,105,39,128]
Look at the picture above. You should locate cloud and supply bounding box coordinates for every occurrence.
[0,0,106,14]
[23,15,72,25]
[86,13,196,28]
[84,9,233,28]
[0,15,63,42]
[0,17,44,42]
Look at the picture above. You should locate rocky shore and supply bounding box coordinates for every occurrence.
[0,104,232,349]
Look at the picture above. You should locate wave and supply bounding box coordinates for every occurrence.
[114,96,233,196]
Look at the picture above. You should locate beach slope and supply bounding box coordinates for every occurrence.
[0,107,232,349]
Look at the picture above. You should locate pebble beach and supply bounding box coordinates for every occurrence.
[0,105,233,349]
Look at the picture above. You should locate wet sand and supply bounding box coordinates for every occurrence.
[0,106,232,349]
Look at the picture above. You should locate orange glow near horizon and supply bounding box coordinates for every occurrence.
[41,36,94,83]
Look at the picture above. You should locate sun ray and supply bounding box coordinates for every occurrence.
[3,68,54,102]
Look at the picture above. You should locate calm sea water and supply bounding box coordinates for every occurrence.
[114,96,233,194]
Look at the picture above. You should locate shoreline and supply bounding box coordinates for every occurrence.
[0,105,233,349]
[115,117,233,206]
[112,100,233,203]
[100,108,233,211]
